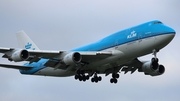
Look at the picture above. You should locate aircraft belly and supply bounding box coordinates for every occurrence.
[118,34,174,58]
[88,34,175,73]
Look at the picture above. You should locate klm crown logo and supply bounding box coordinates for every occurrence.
[25,43,35,50]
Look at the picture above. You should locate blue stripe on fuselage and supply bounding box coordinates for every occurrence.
[20,58,48,74]
[20,20,176,74]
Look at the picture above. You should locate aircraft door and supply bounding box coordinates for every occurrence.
[115,40,118,49]
[138,33,142,42]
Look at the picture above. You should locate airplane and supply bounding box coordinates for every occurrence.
[0,20,175,84]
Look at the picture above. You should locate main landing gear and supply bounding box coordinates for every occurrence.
[74,70,120,84]
[74,70,89,82]
[110,73,119,84]
[74,70,102,83]
[91,73,102,83]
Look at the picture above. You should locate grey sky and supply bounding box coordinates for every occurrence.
[0,0,180,101]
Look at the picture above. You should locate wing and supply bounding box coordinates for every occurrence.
[0,64,33,70]
[0,47,113,68]
[103,58,143,76]
[44,51,113,68]
[0,47,64,62]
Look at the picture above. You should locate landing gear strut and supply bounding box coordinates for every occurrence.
[152,49,159,62]
[152,49,159,67]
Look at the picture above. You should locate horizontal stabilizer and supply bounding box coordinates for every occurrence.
[0,64,33,70]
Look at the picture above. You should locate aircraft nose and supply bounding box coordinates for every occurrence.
[166,26,176,34]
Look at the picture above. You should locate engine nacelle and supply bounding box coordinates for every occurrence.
[142,61,158,73]
[149,65,165,76]
[142,61,165,76]
[63,52,82,65]
[10,49,29,62]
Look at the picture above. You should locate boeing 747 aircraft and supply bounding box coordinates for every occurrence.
[0,20,175,83]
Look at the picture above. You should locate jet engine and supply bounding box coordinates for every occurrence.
[63,52,82,65]
[142,61,165,76]
[10,49,29,62]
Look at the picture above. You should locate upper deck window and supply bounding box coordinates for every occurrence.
[153,21,162,24]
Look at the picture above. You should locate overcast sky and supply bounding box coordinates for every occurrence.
[0,0,180,101]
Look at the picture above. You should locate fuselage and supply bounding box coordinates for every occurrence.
[20,20,176,77]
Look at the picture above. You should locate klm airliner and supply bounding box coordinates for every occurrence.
[0,20,175,83]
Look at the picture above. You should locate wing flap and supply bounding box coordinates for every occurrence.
[0,47,12,53]
[28,50,64,58]
[121,58,143,74]
[0,64,33,70]
[27,50,65,62]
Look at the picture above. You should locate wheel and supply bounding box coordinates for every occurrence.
[98,76,102,81]
[74,75,79,80]
[112,73,116,78]
[152,58,158,63]
[86,75,89,80]
[110,78,114,83]
[113,78,117,84]
[82,75,86,81]
[79,76,82,81]
[91,78,95,82]
[116,74,119,78]
[112,73,119,78]
[94,77,98,83]
[83,77,86,82]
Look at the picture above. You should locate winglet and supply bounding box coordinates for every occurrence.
[16,30,40,50]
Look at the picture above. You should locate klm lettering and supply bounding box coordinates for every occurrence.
[127,31,137,39]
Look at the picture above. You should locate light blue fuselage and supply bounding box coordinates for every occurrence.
[72,20,174,51]
[20,20,176,76]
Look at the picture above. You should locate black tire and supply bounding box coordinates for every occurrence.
[155,58,159,63]
[112,73,119,78]
[75,75,79,80]
[83,78,86,82]
[86,75,89,80]
[113,79,117,84]
[91,78,95,82]
[79,77,82,81]
[116,74,119,78]
[151,58,155,63]
[110,78,114,83]
[112,73,116,78]
[82,75,86,81]
[94,77,98,83]
[152,58,159,63]
[98,76,102,81]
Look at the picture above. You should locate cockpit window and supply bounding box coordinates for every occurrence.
[154,21,162,24]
